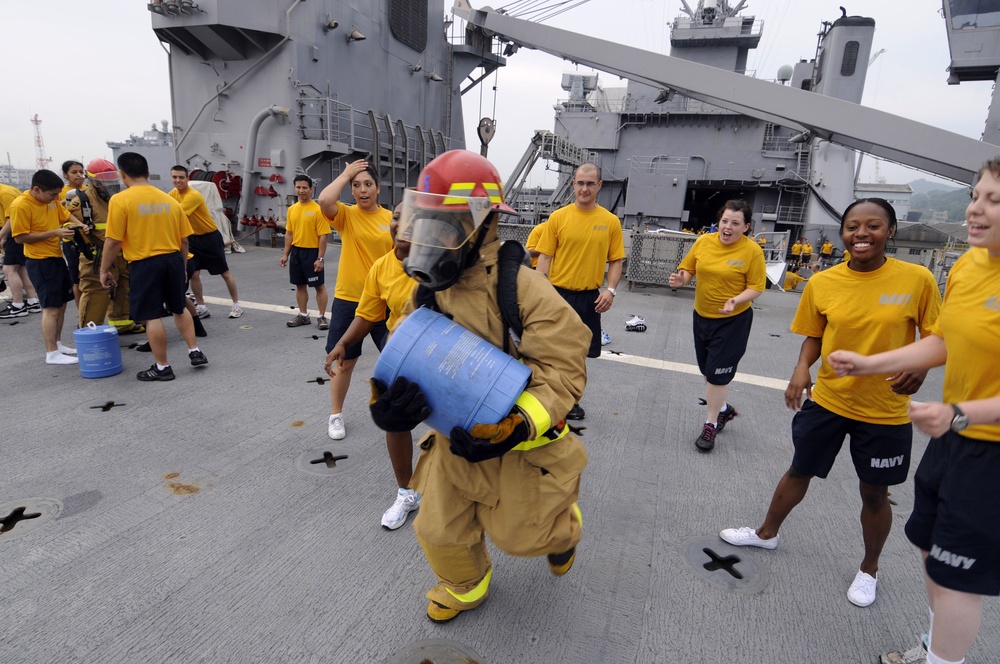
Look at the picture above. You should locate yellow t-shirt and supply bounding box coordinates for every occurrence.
[535,204,625,290]
[355,249,417,331]
[169,187,217,236]
[525,222,546,268]
[328,201,393,302]
[783,272,807,291]
[9,191,70,259]
[802,242,813,256]
[756,236,766,247]
[820,241,834,256]
[791,242,802,256]
[285,200,332,250]
[793,258,941,425]
[677,233,767,318]
[1,183,20,221]
[105,185,193,263]
[932,247,1000,441]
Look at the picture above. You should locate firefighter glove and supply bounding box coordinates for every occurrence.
[369,377,431,432]
[449,412,529,463]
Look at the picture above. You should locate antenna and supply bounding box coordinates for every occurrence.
[30,114,52,170]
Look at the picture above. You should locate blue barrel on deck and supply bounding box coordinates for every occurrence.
[73,322,123,378]
[373,307,532,434]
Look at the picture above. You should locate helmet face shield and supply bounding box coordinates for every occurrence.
[86,158,123,201]
[399,190,493,291]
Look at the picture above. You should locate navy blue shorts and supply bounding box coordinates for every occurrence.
[553,286,600,358]
[3,239,25,266]
[790,399,912,486]
[25,257,73,308]
[289,246,324,287]
[905,431,1000,596]
[62,241,80,284]
[188,230,230,275]
[129,252,188,322]
[325,297,388,358]
[693,308,752,385]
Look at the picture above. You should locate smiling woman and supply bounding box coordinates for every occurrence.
[667,199,766,451]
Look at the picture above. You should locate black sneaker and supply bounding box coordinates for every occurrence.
[135,341,152,352]
[188,350,208,367]
[0,302,28,319]
[25,301,41,313]
[696,422,717,452]
[566,403,585,420]
[137,364,175,381]
[716,403,738,432]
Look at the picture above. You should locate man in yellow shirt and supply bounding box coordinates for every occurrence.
[280,175,331,329]
[169,166,242,319]
[103,152,206,381]
[0,181,40,318]
[536,162,626,420]
[10,170,84,364]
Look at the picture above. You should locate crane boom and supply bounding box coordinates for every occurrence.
[453,0,998,183]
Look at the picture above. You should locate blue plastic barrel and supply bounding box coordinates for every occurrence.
[73,322,123,378]
[373,307,532,434]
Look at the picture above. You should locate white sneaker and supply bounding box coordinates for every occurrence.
[57,341,77,356]
[381,489,420,530]
[195,304,211,319]
[879,644,926,664]
[229,304,243,318]
[600,329,611,345]
[46,351,79,365]
[328,414,346,440]
[847,570,877,607]
[719,526,779,550]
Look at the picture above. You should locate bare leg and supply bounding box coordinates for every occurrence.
[928,573,982,661]
[20,266,37,299]
[295,285,309,314]
[315,284,328,317]
[858,481,892,577]
[220,270,239,303]
[329,357,358,414]
[40,307,62,352]
[146,318,169,366]
[174,308,197,348]
[189,270,205,305]
[755,465,813,540]
[3,265,25,303]
[53,304,67,344]
[705,381,728,424]
[386,431,414,488]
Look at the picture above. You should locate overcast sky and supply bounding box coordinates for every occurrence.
[0,0,991,188]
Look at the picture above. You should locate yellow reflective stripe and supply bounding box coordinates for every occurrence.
[445,568,492,604]
[107,319,135,326]
[93,223,107,230]
[481,182,502,204]
[514,391,551,435]
[443,182,475,205]
[571,502,583,528]
[512,423,568,451]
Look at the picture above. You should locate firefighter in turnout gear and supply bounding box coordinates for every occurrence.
[371,150,590,623]
[67,159,141,333]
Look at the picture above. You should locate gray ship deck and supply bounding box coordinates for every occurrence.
[2,243,997,663]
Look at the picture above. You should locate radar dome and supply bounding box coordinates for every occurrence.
[776,65,794,83]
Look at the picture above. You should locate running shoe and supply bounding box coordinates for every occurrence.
[695,422,717,451]
[228,304,243,318]
[381,489,420,530]
[25,301,41,313]
[716,403,738,432]
[188,350,209,367]
[317,316,330,330]
[0,302,28,319]
[287,314,311,327]
[625,314,646,332]
[719,526,779,549]
[879,645,926,664]
[195,305,211,319]
[328,414,345,440]
[847,570,877,607]
[137,364,175,381]
[600,329,611,345]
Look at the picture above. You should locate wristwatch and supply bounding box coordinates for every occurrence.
[950,404,969,432]
[317,257,325,262]
[606,287,617,297]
